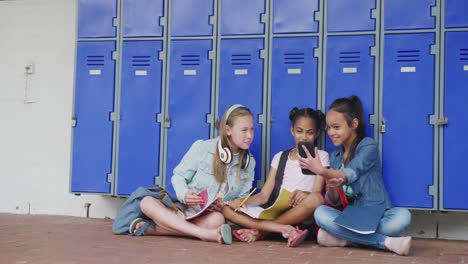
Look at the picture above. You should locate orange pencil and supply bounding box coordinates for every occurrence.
[235,187,257,212]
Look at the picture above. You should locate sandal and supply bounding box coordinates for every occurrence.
[282,226,309,247]
[232,229,266,242]
[128,218,155,236]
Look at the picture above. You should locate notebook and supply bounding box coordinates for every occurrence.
[239,189,291,220]
[333,205,386,234]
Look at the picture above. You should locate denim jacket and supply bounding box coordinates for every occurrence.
[171,137,256,204]
[328,137,392,209]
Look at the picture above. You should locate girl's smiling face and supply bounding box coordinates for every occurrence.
[326,109,357,148]
[291,116,319,145]
[226,115,254,153]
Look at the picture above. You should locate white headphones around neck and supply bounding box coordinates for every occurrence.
[217,104,251,169]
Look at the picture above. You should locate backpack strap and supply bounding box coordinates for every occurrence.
[266,149,292,207]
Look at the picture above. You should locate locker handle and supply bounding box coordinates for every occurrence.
[436,118,448,126]
[380,117,386,134]
[214,116,220,130]
[164,115,171,128]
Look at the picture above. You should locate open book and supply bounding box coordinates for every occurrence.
[185,189,216,220]
[239,189,291,220]
[333,205,386,234]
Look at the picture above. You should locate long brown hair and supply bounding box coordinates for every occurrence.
[329,95,366,164]
[213,105,253,183]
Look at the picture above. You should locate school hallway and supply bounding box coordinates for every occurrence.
[1,213,466,264]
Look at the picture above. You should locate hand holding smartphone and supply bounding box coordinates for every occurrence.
[298,141,316,175]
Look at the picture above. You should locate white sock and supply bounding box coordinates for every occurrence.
[384,236,412,256]
[317,229,349,247]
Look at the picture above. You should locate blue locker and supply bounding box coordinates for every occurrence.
[445,0,468,28]
[78,0,117,38]
[218,39,264,184]
[325,35,375,152]
[443,32,468,210]
[171,0,214,37]
[122,0,164,37]
[385,0,435,30]
[270,37,318,159]
[220,0,265,35]
[382,33,435,208]
[166,40,213,194]
[327,0,375,32]
[117,41,163,196]
[72,41,116,193]
[273,0,319,34]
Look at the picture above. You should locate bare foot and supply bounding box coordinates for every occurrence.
[234,229,264,243]
[133,221,156,235]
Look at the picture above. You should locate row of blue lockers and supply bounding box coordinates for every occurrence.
[71,31,468,211]
[78,0,468,38]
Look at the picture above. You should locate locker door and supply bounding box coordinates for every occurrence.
[325,35,375,152]
[445,0,468,28]
[382,33,435,208]
[117,41,163,196]
[166,40,213,194]
[385,0,435,30]
[218,39,264,183]
[270,37,318,159]
[273,0,320,34]
[327,0,375,32]
[443,32,468,210]
[71,41,116,193]
[122,0,164,37]
[220,0,265,36]
[171,0,214,37]
[78,0,117,38]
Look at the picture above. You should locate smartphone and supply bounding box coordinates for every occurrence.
[298,141,316,175]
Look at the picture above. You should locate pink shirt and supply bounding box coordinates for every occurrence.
[271,149,330,193]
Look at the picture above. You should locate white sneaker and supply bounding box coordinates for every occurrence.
[317,228,349,247]
[384,236,412,256]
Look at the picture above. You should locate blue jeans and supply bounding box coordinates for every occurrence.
[314,205,411,249]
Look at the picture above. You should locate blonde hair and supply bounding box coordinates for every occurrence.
[213,105,253,183]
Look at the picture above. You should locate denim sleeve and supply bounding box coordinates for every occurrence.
[342,140,380,184]
[171,140,205,203]
[325,191,342,207]
[237,158,256,198]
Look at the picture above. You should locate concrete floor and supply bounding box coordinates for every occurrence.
[1,213,467,264]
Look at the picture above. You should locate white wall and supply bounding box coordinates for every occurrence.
[0,0,123,219]
[0,0,467,240]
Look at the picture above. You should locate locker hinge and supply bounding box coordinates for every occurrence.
[430,5,439,17]
[158,51,165,61]
[428,185,436,196]
[258,113,266,125]
[113,18,118,27]
[209,15,215,25]
[156,113,164,123]
[370,8,378,19]
[112,51,118,61]
[430,44,438,55]
[429,115,449,126]
[206,113,214,125]
[260,49,267,59]
[208,50,215,60]
[370,46,377,57]
[71,118,77,127]
[314,10,322,23]
[159,16,167,27]
[313,47,320,58]
[260,13,267,24]
[107,173,114,184]
[163,115,171,128]
[369,114,378,125]
[154,175,161,187]
[110,112,119,121]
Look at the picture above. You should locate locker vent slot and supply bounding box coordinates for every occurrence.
[87,55,105,66]
[397,50,420,62]
[231,54,252,66]
[181,55,201,66]
[132,56,151,66]
[339,51,360,64]
[284,53,305,65]
[460,48,468,60]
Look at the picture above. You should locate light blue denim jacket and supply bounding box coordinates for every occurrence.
[171,137,256,204]
[327,137,392,209]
